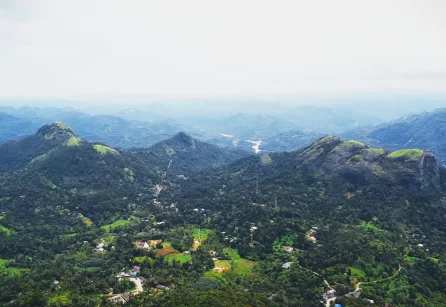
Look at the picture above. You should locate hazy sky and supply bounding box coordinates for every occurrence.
[1,0,446,100]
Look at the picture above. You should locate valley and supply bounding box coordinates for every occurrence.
[2,1,445,305]
[0,122,445,306]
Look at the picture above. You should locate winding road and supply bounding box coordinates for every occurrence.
[354,264,402,293]
[324,264,402,307]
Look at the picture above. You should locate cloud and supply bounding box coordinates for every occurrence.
[0,0,446,99]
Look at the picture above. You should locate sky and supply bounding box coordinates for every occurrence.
[1,0,446,102]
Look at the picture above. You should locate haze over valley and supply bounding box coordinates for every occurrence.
[1,1,446,306]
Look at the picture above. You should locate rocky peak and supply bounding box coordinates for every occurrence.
[296,136,342,172]
[38,122,74,136]
[37,122,81,146]
[296,137,440,190]
[171,132,195,148]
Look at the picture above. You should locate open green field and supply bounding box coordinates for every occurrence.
[205,260,232,280]
[164,252,192,265]
[223,248,255,275]
[162,241,172,248]
[133,256,155,265]
[232,258,255,275]
[101,219,131,232]
[387,149,423,160]
[203,248,256,277]
[193,228,214,242]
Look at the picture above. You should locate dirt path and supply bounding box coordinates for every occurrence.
[354,264,402,293]
[324,264,402,306]
[297,262,333,290]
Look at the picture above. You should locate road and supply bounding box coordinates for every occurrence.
[325,297,336,307]
[129,277,144,294]
[354,264,402,293]
[324,264,401,306]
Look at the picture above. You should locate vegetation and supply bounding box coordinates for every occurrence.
[0,123,446,306]
[65,136,82,147]
[0,225,11,235]
[387,149,424,159]
[92,144,118,155]
[100,219,132,232]
[341,140,366,147]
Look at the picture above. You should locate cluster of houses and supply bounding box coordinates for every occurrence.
[110,266,145,304]
[323,289,336,300]
[94,242,106,253]
[134,240,162,250]
[94,239,113,253]
[109,292,131,304]
[221,231,238,243]
[116,266,142,278]
[307,226,318,243]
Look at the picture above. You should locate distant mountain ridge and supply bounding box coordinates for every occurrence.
[283,105,384,133]
[0,105,388,154]
[141,132,250,174]
[0,122,158,188]
[342,108,446,165]
[204,136,440,191]
[0,107,182,149]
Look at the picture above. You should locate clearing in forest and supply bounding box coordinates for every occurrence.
[81,216,94,227]
[193,228,213,242]
[48,293,72,306]
[156,247,175,257]
[192,227,214,249]
[223,248,255,275]
[164,252,192,264]
[205,248,255,279]
[101,219,132,232]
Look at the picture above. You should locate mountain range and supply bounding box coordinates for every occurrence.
[0,122,445,306]
[342,108,446,165]
[0,105,386,154]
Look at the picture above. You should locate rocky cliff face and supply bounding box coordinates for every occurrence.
[296,136,440,190]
